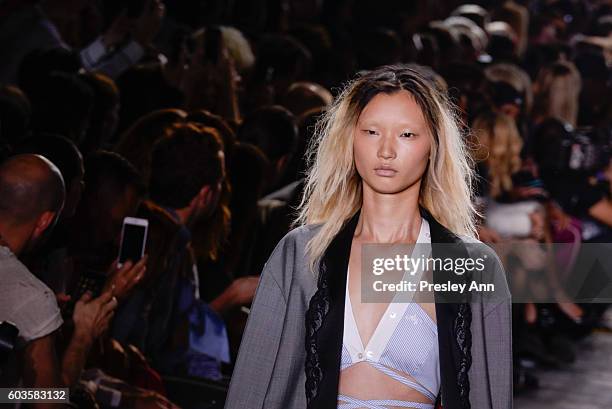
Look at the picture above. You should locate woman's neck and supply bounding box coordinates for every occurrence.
[355,183,423,244]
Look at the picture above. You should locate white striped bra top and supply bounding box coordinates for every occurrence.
[338,218,440,409]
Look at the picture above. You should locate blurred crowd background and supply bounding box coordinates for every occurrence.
[0,0,611,408]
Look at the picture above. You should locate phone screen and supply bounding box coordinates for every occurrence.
[119,222,146,264]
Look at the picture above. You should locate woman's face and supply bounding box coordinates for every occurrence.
[353,90,432,195]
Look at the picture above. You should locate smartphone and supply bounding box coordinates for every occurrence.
[204,26,222,64]
[67,269,107,316]
[118,217,148,268]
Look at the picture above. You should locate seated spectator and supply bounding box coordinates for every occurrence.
[491,0,529,56]
[532,61,582,127]
[245,34,312,113]
[186,109,237,168]
[470,111,523,243]
[276,106,323,189]
[117,199,183,360]
[14,134,84,222]
[115,109,187,182]
[79,73,120,155]
[182,27,241,122]
[532,119,612,240]
[237,105,298,194]
[281,81,333,117]
[0,154,66,391]
[28,72,94,144]
[147,123,258,380]
[471,111,524,202]
[523,43,570,80]
[68,151,147,299]
[410,31,442,72]
[219,26,255,76]
[116,66,185,135]
[443,16,488,63]
[12,134,85,292]
[486,21,520,63]
[0,154,118,399]
[488,81,525,122]
[485,63,533,117]
[426,22,462,65]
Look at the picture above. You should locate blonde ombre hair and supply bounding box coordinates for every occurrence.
[471,112,523,198]
[295,65,478,272]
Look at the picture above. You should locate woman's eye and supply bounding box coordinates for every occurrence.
[363,129,377,135]
[400,132,416,138]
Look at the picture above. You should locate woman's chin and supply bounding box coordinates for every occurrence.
[364,179,418,196]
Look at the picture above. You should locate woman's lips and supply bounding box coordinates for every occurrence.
[374,167,397,177]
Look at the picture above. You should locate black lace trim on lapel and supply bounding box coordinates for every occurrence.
[423,207,473,409]
[304,212,358,409]
[304,261,330,404]
[456,303,473,409]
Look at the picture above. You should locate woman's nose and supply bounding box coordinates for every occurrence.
[377,135,396,160]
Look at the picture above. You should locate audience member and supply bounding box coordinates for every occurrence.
[0,155,116,397]
[79,73,120,155]
[115,108,187,181]
[237,105,298,194]
[29,72,94,144]
[147,123,258,380]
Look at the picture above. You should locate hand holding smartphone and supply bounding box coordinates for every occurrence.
[118,217,148,268]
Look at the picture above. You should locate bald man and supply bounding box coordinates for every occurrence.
[0,155,66,394]
[0,154,65,255]
[0,155,120,407]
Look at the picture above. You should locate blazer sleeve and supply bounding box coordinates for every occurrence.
[224,242,290,409]
[484,301,513,408]
[483,254,513,409]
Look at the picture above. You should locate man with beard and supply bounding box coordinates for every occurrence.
[0,154,119,402]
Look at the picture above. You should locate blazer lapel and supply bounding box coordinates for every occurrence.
[305,208,473,409]
[422,208,473,409]
[305,211,359,409]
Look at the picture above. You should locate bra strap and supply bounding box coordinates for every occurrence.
[369,361,436,402]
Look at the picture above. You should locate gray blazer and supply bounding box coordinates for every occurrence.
[225,208,512,409]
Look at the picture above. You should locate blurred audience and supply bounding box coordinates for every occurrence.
[1,0,611,407]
